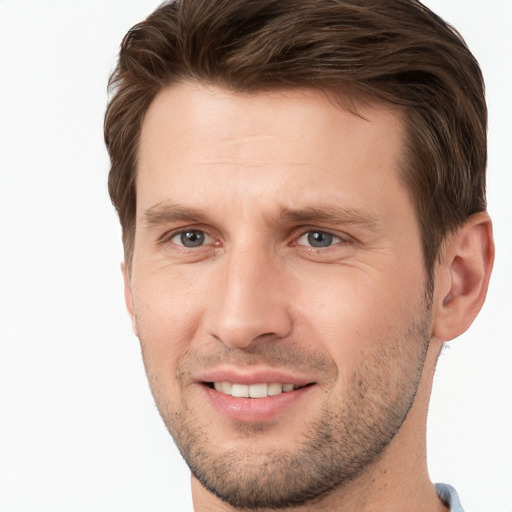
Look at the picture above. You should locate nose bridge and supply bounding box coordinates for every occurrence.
[209,241,292,348]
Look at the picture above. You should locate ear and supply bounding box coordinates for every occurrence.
[121,262,138,336]
[432,212,494,342]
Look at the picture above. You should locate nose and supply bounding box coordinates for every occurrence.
[205,246,293,348]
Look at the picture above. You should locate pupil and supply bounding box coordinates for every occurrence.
[308,231,332,247]
[181,231,204,247]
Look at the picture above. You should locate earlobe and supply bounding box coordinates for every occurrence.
[432,212,494,342]
[121,262,138,336]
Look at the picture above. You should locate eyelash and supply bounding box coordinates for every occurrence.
[295,230,345,249]
[158,228,218,253]
[161,227,352,251]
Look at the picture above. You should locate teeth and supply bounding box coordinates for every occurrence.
[268,383,283,396]
[221,382,232,394]
[212,382,299,398]
[249,383,268,398]
[231,383,249,398]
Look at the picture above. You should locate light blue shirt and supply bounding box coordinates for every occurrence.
[436,483,465,512]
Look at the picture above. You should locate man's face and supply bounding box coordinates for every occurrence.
[126,83,432,509]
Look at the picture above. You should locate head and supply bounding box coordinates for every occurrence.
[105,1,493,510]
[105,0,487,280]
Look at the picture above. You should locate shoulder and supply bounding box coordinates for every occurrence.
[435,483,465,512]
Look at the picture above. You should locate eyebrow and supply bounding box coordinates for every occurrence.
[277,206,381,230]
[142,202,209,226]
[143,201,380,231]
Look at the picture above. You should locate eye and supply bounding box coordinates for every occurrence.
[171,230,211,248]
[296,230,342,248]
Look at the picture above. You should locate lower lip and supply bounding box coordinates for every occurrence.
[202,385,314,423]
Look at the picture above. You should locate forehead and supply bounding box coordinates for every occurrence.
[139,83,404,153]
[137,83,407,217]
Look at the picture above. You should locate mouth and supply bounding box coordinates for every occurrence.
[197,368,318,422]
[201,376,317,422]
[206,381,312,398]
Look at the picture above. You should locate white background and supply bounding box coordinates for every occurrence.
[0,1,510,511]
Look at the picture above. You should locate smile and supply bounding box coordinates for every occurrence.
[211,382,305,398]
[202,378,316,422]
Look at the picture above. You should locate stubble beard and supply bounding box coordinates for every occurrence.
[139,298,432,510]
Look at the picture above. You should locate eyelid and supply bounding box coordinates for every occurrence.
[170,229,213,246]
[156,225,354,249]
[293,227,354,247]
[157,225,217,246]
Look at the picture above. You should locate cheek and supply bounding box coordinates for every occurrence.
[292,265,426,363]
[133,269,207,377]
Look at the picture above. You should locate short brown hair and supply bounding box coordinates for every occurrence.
[105,0,487,276]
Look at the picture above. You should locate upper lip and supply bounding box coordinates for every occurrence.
[195,366,316,386]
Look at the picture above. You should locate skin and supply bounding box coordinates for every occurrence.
[123,83,494,511]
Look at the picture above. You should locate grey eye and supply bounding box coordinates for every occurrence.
[308,231,334,247]
[297,231,340,248]
[174,230,207,247]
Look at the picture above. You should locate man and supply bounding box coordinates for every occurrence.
[104,0,494,510]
